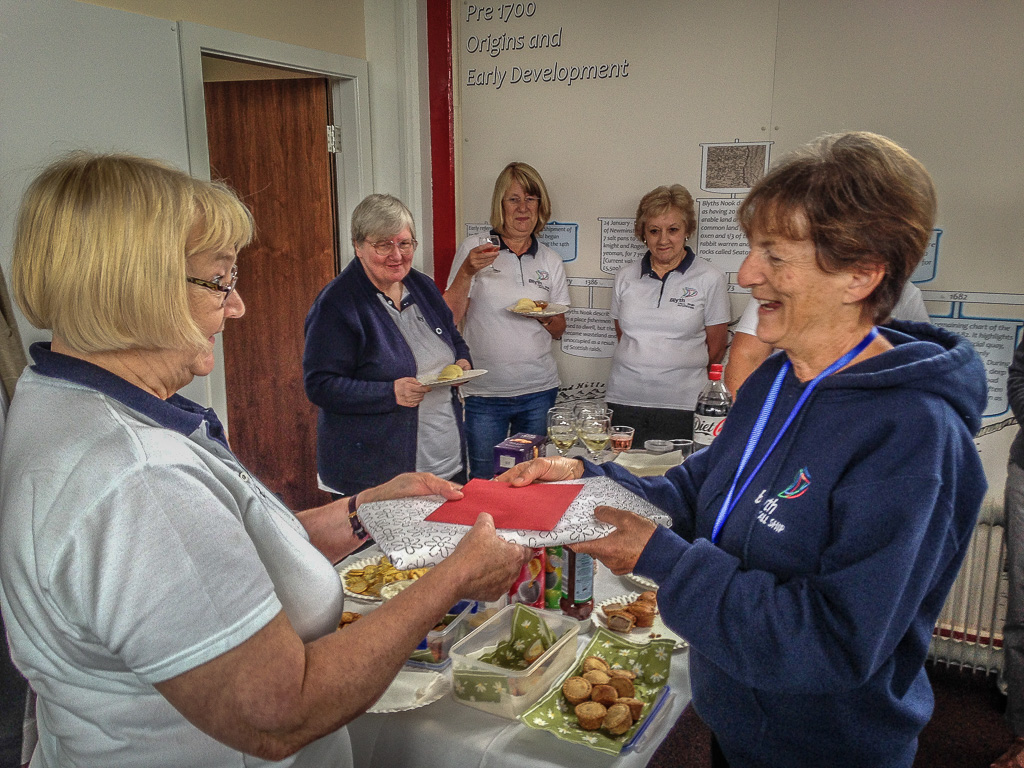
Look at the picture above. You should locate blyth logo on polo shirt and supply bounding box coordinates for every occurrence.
[668,292,697,309]
[527,270,552,290]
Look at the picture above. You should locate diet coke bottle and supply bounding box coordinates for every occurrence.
[693,363,731,448]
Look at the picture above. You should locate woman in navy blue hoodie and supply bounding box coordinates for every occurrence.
[501,132,987,768]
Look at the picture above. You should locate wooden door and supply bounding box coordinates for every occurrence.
[204,77,337,511]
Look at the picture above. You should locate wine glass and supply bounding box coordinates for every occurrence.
[572,401,612,439]
[546,407,577,456]
[482,234,501,274]
[577,414,611,460]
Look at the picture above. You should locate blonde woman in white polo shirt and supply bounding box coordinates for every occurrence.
[445,162,570,478]
[606,184,730,445]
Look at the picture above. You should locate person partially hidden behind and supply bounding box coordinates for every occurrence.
[605,184,730,445]
[0,152,529,767]
[498,132,987,768]
[724,280,931,397]
[994,334,1024,768]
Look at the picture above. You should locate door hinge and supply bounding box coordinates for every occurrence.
[327,125,343,154]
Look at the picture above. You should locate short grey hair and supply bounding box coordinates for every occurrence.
[350,193,416,245]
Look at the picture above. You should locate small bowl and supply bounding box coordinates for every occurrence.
[644,439,674,454]
[380,580,416,600]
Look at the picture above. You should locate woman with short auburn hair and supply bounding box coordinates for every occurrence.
[736,131,936,323]
[501,132,985,768]
[0,152,527,768]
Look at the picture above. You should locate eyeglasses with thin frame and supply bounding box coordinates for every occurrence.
[366,238,418,257]
[186,264,238,306]
[503,195,540,208]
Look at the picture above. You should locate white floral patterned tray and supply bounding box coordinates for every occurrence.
[355,477,671,570]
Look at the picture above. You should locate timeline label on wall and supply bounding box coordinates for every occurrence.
[910,229,942,283]
[695,198,746,274]
[928,312,1023,418]
[466,221,578,262]
[561,307,615,358]
[599,217,644,274]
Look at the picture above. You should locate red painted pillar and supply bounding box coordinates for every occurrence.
[426,0,457,289]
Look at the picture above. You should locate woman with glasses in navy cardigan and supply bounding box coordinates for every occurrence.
[304,194,471,498]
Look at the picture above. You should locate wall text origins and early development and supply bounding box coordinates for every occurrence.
[464,4,629,89]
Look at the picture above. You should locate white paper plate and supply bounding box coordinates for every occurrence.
[367,667,451,714]
[337,556,429,603]
[419,368,487,387]
[504,302,569,318]
[625,572,658,592]
[336,557,385,602]
[596,594,687,651]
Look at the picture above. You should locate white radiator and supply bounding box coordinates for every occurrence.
[929,522,1008,673]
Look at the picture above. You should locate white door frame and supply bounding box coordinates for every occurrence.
[176,22,374,422]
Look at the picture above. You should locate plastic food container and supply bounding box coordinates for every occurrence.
[407,600,478,666]
[450,605,580,719]
[644,439,673,454]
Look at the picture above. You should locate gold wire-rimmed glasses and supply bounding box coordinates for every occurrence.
[367,238,418,256]
[186,264,238,306]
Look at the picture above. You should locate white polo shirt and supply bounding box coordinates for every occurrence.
[607,249,730,410]
[0,346,349,768]
[449,233,570,397]
[734,281,930,336]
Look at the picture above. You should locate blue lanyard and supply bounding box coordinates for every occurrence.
[710,327,879,544]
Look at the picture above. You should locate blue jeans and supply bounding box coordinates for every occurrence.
[464,388,558,479]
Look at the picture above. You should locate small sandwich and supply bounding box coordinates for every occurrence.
[436,364,464,382]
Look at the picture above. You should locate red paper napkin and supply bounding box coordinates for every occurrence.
[425,479,583,531]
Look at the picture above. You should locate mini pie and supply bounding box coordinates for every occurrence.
[609,676,635,699]
[602,703,634,736]
[574,701,607,731]
[617,697,645,720]
[582,670,611,686]
[561,676,592,705]
[590,684,619,706]
[607,668,637,680]
[581,655,611,673]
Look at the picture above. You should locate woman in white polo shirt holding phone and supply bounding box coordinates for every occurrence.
[445,162,570,479]
[606,184,730,445]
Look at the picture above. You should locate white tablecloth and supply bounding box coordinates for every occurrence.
[343,546,692,768]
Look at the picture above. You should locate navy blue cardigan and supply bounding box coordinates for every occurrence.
[303,259,471,494]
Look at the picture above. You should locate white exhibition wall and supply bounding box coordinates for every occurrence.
[452,0,1024,509]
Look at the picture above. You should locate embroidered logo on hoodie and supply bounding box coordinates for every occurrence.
[778,468,812,499]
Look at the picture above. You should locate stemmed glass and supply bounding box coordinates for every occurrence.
[577,414,612,460]
[482,234,501,274]
[546,407,577,456]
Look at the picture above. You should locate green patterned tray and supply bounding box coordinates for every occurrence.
[519,627,674,754]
